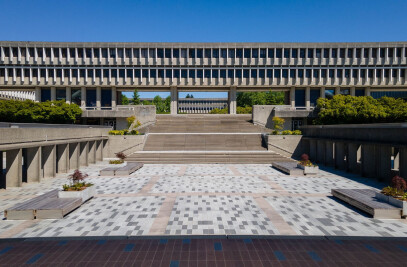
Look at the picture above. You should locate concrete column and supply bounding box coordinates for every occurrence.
[96,86,101,109]
[309,139,317,162]
[88,141,96,164]
[335,86,340,95]
[6,149,22,188]
[66,87,71,104]
[81,87,86,107]
[350,86,355,96]
[96,140,103,161]
[376,144,392,183]
[26,147,41,183]
[325,141,334,166]
[170,86,178,115]
[305,87,310,109]
[290,86,295,108]
[51,87,56,101]
[334,142,346,170]
[320,87,325,99]
[228,86,237,114]
[35,87,41,102]
[111,87,117,108]
[42,145,56,178]
[56,144,69,174]
[347,143,360,173]
[316,140,325,164]
[365,87,371,96]
[79,142,89,167]
[361,144,376,178]
[399,147,407,179]
[69,142,80,170]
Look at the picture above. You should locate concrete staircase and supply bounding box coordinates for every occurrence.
[128,114,292,164]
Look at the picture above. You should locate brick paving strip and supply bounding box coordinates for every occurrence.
[138,175,160,194]
[258,175,291,196]
[148,196,177,235]
[177,165,187,176]
[95,192,330,198]
[228,165,243,176]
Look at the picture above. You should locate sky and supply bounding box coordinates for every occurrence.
[1,0,406,98]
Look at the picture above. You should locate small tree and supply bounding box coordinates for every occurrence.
[121,94,129,105]
[272,117,285,131]
[132,89,141,105]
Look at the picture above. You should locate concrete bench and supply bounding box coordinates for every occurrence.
[272,161,303,176]
[4,189,82,220]
[115,162,144,176]
[332,188,402,219]
[99,167,118,176]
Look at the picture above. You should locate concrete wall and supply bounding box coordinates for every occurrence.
[107,135,146,158]
[252,105,312,130]
[267,135,303,158]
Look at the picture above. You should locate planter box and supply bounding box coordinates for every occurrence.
[58,186,96,203]
[297,164,319,175]
[375,192,407,216]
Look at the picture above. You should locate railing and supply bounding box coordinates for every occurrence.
[0,90,35,101]
[81,106,136,111]
[273,106,315,111]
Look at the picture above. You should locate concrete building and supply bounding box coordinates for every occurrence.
[1,41,406,123]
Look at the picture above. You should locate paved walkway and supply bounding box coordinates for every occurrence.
[1,163,407,238]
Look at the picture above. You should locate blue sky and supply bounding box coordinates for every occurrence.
[1,0,405,98]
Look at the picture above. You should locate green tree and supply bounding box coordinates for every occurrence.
[121,94,129,105]
[132,89,140,105]
[186,94,191,98]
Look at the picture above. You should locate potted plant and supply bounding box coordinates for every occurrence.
[376,175,407,216]
[59,170,95,202]
[109,152,127,164]
[297,153,319,174]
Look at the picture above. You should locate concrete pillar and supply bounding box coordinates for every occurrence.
[309,139,317,162]
[6,149,22,187]
[376,144,392,183]
[170,86,178,115]
[96,86,101,109]
[305,87,310,109]
[35,87,41,102]
[26,147,41,183]
[365,87,371,97]
[81,87,86,107]
[347,143,360,173]
[79,142,89,167]
[290,86,295,108]
[42,145,56,178]
[56,144,69,174]
[335,86,340,95]
[361,144,376,178]
[350,86,355,96]
[111,87,117,108]
[228,86,237,114]
[399,147,407,179]
[69,142,80,170]
[325,141,334,166]
[320,87,325,99]
[334,142,346,170]
[96,140,103,161]
[51,87,56,101]
[88,141,96,164]
[66,87,71,104]
[394,149,400,171]
[316,140,325,164]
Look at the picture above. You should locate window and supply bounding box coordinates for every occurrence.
[313,69,319,78]
[101,48,108,58]
[109,48,116,58]
[325,88,335,99]
[3,47,10,57]
[244,48,251,58]
[85,48,92,58]
[158,69,164,78]
[331,48,337,58]
[150,48,156,58]
[368,69,373,78]
[71,89,81,105]
[316,49,321,58]
[260,49,266,58]
[356,48,361,58]
[355,89,365,96]
[173,69,180,78]
[72,69,78,78]
[221,49,227,58]
[173,49,180,58]
[29,48,34,57]
[94,48,100,58]
[267,69,273,78]
[12,47,18,58]
[204,49,211,58]
[276,49,282,58]
[204,69,210,78]
[181,49,187,58]
[101,89,112,107]
[290,69,296,78]
[49,69,54,77]
[181,69,187,78]
[323,48,329,58]
[306,69,311,78]
[251,69,257,78]
[228,49,235,58]
[274,69,280,78]
[212,49,219,58]
[87,69,93,77]
[212,69,219,78]
[235,69,242,78]
[352,69,358,78]
[141,69,148,78]
[197,69,203,78]
[298,69,304,78]
[363,48,369,58]
[125,48,132,58]
[344,69,350,78]
[197,49,203,58]
[220,69,226,78]
[243,69,249,78]
[339,48,345,58]
[283,49,290,58]
[56,69,62,78]
[103,69,109,78]
[396,48,402,57]
[329,69,334,78]
[321,69,327,78]
[111,69,117,77]
[360,69,366,78]
[41,88,51,102]
[252,49,258,58]
[268,48,274,58]
[307,49,313,58]
[376,69,382,78]
[141,49,148,58]
[310,89,320,106]
[45,48,51,57]
[392,69,397,78]
[295,89,305,107]
[388,48,394,58]
[259,69,265,78]
[86,89,96,107]
[372,48,377,58]
[56,89,66,101]
[292,49,298,58]
[337,69,342,78]
[384,69,390,78]
[165,48,171,58]
[189,69,195,78]
[157,48,164,58]
[228,69,234,78]
[236,49,243,58]
[96,69,101,78]
[300,49,306,58]
[380,48,385,58]
[340,88,350,95]
[61,48,67,58]
[281,69,288,78]
[133,48,140,58]
[347,48,353,58]
[134,69,140,78]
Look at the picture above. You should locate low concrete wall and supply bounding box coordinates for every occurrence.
[267,135,304,158]
[107,135,146,158]
[252,105,293,130]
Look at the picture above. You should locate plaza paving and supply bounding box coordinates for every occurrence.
[1,163,407,238]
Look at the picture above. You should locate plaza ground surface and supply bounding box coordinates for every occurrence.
[1,163,407,238]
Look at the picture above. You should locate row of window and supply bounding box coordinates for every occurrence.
[2,47,407,60]
[1,68,405,79]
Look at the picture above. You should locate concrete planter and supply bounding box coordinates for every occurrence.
[375,192,407,216]
[297,164,319,174]
[58,186,95,202]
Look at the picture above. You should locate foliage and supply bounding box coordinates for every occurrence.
[391,175,407,191]
[301,154,309,162]
[108,129,140,135]
[109,159,123,164]
[127,116,135,128]
[272,117,285,131]
[292,130,302,135]
[237,91,285,107]
[185,94,194,98]
[237,106,252,114]
[209,107,228,114]
[313,95,407,125]
[132,89,141,105]
[151,95,171,113]
[271,130,278,135]
[281,130,292,135]
[121,94,129,105]
[63,170,92,191]
[298,154,316,167]
[115,152,126,160]
[0,100,82,124]
[142,100,152,105]
[381,186,407,201]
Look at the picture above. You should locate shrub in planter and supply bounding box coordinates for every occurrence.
[292,130,302,135]
[281,130,293,135]
[297,153,318,174]
[115,152,126,161]
[60,170,94,202]
[380,176,407,200]
[109,159,123,164]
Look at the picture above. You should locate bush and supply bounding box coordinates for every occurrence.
[108,130,140,135]
[126,116,135,128]
[281,130,292,135]
[109,159,123,164]
[272,117,285,131]
[272,130,279,135]
[391,176,407,191]
[115,152,126,160]
[0,99,82,124]
[237,106,252,114]
[209,108,228,114]
[298,153,316,167]
[301,154,309,162]
[292,130,302,135]
[62,169,92,191]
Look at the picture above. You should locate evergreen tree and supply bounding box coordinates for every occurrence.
[132,89,141,105]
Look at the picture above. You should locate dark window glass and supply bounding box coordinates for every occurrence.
[259,69,265,78]
[166,69,172,78]
[41,88,51,102]
[313,69,319,78]
[134,69,140,78]
[384,69,389,78]
[94,48,100,58]
[86,48,92,58]
[291,49,298,58]
[331,48,337,58]
[372,48,377,58]
[282,69,288,78]
[109,48,116,58]
[188,69,195,78]
[325,89,335,99]
[188,49,195,58]
[316,49,321,58]
[228,49,235,58]
[181,69,187,78]
[276,49,282,58]
[236,49,243,58]
[125,48,131,58]
[347,48,353,58]
[40,69,46,78]
[196,49,203,58]
[204,49,211,58]
[72,69,78,77]
[29,48,34,57]
[45,48,51,57]
[368,69,374,78]
[244,48,251,58]
[141,49,148,58]
[101,48,108,58]
[300,49,306,58]
[283,49,289,58]
[141,69,147,78]
[24,68,30,77]
[307,49,314,58]
[355,89,365,96]
[363,48,369,58]
[126,69,132,77]
[401,69,405,77]
[267,69,273,78]
[103,69,109,78]
[149,48,156,58]
[252,49,258,58]
[197,69,203,78]
[16,69,21,77]
[356,48,361,58]
[306,69,311,78]
[371,91,407,99]
[212,69,219,78]
[173,69,180,78]
[220,69,226,78]
[3,47,10,57]
[268,48,274,58]
[158,69,164,78]
[111,69,117,77]
[86,89,96,107]
[274,69,280,78]
[376,69,381,78]
[298,69,304,78]
[212,49,219,58]
[228,69,234,78]
[243,69,249,78]
[352,69,358,78]
[392,69,397,77]
[204,69,210,78]
[295,89,305,107]
[380,48,385,58]
[321,69,327,78]
[220,49,227,58]
[165,48,171,58]
[323,48,329,58]
[360,69,366,78]
[388,48,393,57]
[344,69,350,78]
[49,69,54,77]
[101,89,112,107]
[181,49,187,58]
[339,48,345,58]
[96,69,101,78]
[310,89,320,106]
[69,48,75,58]
[78,48,84,58]
[290,69,295,78]
[133,48,139,58]
[61,48,67,58]
[88,69,94,77]
[71,89,81,105]
[396,48,402,57]
[56,69,62,78]
[56,89,66,101]
[235,69,242,78]
[157,49,164,58]
[337,69,342,78]
[173,49,179,58]
[260,49,266,58]
[251,69,257,78]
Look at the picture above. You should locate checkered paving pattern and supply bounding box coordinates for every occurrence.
[1,163,407,238]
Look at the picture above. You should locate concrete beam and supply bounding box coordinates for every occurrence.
[42,145,56,178]
[26,147,41,183]
[6,149,22,187]
[57,144,69,174]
